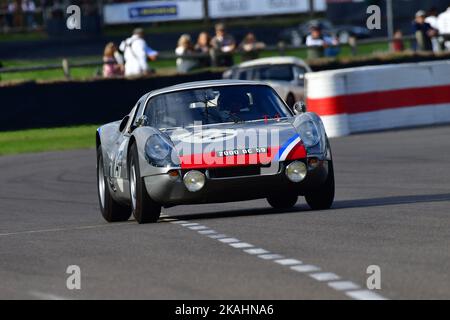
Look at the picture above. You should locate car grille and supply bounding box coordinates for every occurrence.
[208,164,273,179]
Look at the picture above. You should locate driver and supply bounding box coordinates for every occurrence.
[219,92,249,114]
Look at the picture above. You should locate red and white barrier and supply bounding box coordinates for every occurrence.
[305,60,450,137]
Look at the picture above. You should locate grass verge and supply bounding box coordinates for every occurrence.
[0,125,97,156]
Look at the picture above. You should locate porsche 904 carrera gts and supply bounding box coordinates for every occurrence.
[96,80,334,223]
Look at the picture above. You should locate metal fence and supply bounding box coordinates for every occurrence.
[0,35,417,80]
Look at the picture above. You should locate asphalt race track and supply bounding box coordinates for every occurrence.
[1,125,450,300]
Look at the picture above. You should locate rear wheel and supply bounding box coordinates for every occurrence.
[305,161,335,210]
[267,193,298,209]
[129,143,161,224]
[97,147,131,222]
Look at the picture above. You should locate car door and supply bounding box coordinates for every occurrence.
[110,102,140,199]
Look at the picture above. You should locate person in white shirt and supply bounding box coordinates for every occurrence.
[306,26,338,58]
[175,34,197,74]
[6,1,16,28]
[119,28,158,77]
[425,7,439,29]
[438,6,450,51]
[425,7,440,52]
[438,6,450,35]
[22,0,37,29]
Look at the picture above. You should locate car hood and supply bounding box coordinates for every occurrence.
[164,119,306,169]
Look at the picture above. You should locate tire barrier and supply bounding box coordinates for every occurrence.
[305,60,450,137]
[0,71,222,131]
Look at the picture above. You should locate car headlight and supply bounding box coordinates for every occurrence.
[298,119,320,147]
[183,170,205,192]
[285,161,307,183]
[145,135,172,166]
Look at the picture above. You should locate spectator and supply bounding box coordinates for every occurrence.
[210,23,236,67]
[238,32,265,62]
[103,42,124,78]
[195,32,211,54]
[425,7,439,29]
[119,28,158,77]
[6,1,16,28]
[194,31,211,67]
[392,29,405,52]
[22,0,37,30]
[305,25,338,58]
[438,5,450,51]
[425,7,440,52]
[175,34,197,74]
[413,10,437,52]
[51,0,65,19]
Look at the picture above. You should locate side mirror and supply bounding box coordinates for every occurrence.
[298,73,305,85]
[135,115,148,127]
[293,101,307,115]
[119,115,130,132]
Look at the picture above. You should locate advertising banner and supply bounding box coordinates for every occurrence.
[104,0,204,25]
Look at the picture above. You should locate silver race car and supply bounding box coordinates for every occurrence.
[96,80,334,224]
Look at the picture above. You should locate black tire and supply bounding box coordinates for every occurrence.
[305,161,335,210]
[286,93,296,109]
[97,147,131,222]
[129,143,161,224]
[267,193,298,209]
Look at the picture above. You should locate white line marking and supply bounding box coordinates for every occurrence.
[290,265,321,273]
[188,225,208,230]
[180,223,199,227]
[309,272,341,282]
[244,248,269,255]
[170,220,189,224]
[218,238,240,244]
[345,290,387,300]
[229,242,253,249]
[328,281,360,291]
[208,234,228,239]
[167,217,389,300]
[258,253,284,260]
[29,291,68,300]
[274,258,302,266]
[198,230,216,235]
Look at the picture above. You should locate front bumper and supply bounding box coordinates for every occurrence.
[144,160,330,206]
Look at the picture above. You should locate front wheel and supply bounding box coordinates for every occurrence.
[129,143,161,224]
[305,161,335,210]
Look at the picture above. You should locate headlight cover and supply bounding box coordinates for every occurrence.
[294,112,328,157]
[298,118,320,147]
[145,134,173,167]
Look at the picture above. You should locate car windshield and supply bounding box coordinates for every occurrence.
[236,65,294,82]
[144,85,292,129]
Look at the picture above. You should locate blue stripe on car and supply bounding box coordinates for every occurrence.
[274,134,301,161]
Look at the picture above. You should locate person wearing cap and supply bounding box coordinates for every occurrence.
[413,10,437,52]
[210,23,236,67]
[119,28,159,77]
